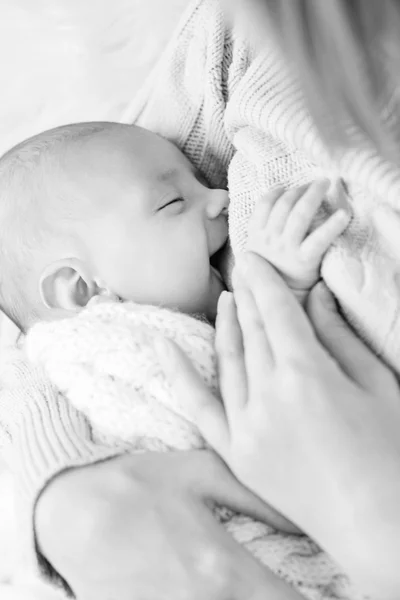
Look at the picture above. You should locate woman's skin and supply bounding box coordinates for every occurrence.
[37,225,400,599]
[157,251,400,599]
[35,1,400,596]
[36,449,303,600]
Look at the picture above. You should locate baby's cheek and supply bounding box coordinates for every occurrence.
[157,265,209,312]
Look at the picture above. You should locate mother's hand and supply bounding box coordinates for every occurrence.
[159,252,400,600]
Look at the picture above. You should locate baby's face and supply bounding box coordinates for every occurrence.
[70,126,229,320]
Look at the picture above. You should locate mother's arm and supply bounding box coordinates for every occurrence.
[37,449,304,600]
[158,252,400,600]
[1,339,304,600]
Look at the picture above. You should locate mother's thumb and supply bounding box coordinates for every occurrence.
[306,281,343,340]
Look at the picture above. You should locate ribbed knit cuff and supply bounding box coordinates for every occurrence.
[0,350,127,591]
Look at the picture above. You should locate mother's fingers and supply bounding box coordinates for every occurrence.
[156,338,229,454]
[232,267,275,377]
[216,291,248,411]
[235,252,316,359]
[307,283,398,396]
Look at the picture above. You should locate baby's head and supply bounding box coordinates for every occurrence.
[0,122,229,331]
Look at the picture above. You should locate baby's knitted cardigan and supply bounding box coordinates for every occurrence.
[2,0,400,588]
[25,299,364,600]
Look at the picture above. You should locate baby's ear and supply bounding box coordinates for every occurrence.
[39,259,98,312]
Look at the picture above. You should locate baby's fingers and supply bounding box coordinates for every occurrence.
[251,188,285,229]
[265,185,308,235]
[301,210,350,260]
[284,179,330,243]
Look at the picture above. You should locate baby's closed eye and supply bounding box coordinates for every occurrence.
[158,198,185,212]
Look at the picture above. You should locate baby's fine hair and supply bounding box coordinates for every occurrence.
[260,0,400,157]
[0,121,117,330]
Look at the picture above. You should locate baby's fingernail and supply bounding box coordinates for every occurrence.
[336,209,351,223]
[317,178,330,189]
[309,177,329,191]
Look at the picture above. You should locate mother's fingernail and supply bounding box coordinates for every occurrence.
[217,290,234,315]
[218,290,229,309]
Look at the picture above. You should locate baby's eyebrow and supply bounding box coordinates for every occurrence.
[156,168,179,182]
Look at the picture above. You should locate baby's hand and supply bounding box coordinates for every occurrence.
[247,180,350,296]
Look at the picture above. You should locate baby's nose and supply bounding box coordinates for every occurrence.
[206,189,229,219]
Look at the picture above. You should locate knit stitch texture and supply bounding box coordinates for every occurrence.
[26,299,365,600]
[2,0,400,588]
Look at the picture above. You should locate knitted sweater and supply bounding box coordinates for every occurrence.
[25,299,364,600]
[1,0,400,588]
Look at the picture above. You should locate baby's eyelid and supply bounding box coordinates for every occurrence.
[160,197,184,210]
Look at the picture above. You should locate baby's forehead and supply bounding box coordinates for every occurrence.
[71,127,190,183]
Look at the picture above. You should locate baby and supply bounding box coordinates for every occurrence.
[0,121,348,331]
[1,122,355,600]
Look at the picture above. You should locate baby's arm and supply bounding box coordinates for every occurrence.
[247,180,350,304]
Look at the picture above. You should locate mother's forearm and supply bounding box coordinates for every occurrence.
[345,487,400,600]
[0,350,126,588]
[36,451,306,600]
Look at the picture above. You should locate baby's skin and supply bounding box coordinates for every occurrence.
[248,180,350,304]
[1,122,349,327]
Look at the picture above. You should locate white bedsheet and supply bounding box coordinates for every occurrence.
[0,0,188,596]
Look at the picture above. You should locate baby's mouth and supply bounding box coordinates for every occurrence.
[210,238,229,287]
[210,265,223,283]
[210,236,228,266]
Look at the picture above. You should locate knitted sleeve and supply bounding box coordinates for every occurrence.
[125,0,235,190]
[0,348,128,583]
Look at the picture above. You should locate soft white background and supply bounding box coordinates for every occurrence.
[0,1,188,597]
